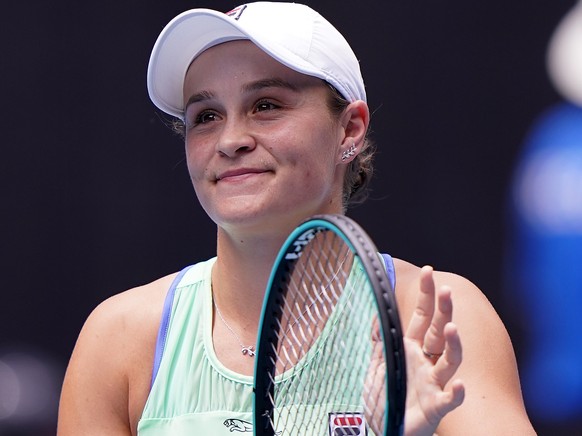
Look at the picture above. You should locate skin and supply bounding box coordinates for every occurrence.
[57,41,536,435]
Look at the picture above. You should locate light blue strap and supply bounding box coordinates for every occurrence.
[381,253,396,292]
[150,265,193,387]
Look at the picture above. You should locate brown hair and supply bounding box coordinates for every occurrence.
[170,81,375,210]
[324,83,376,210]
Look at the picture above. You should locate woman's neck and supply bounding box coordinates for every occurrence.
[211,226,289,325]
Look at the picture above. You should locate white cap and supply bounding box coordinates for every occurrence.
[147,2,366,119]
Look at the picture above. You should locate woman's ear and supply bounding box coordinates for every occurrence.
[338,100,370,164]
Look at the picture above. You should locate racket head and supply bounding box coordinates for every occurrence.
[253,214,406,435]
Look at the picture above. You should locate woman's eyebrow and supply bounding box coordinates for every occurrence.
[242,78,299,94]
[184,78,299,112]
[184,90,214,111]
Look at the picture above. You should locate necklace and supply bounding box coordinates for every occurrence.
[213,297,256,357]
[212,250,350,358]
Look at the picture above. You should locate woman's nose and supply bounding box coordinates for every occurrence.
[216,118,256,158]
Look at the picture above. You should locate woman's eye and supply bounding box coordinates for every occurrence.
[255,101,279,112]
[195,111,218,124]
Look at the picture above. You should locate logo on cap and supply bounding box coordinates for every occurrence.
[226,4,248,21]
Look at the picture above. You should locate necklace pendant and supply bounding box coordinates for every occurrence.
[241,346,255,357]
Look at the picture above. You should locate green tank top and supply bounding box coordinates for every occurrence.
[138,258,256,434]
[138,255,396,435]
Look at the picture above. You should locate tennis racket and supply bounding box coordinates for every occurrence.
[253,214,406,436]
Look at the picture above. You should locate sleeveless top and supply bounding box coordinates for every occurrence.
[138,254,396,435]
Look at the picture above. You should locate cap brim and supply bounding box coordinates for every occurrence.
[147,9,249,119]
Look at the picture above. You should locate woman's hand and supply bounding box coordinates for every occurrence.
[403,266,465,436]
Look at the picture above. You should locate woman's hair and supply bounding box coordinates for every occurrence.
[324,83,376,210]
[170,81,375,211]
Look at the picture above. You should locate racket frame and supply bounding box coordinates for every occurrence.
[253,214,406,435]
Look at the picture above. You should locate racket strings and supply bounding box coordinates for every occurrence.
[266,231,388,435]
[271,232,348,379]
[274,237,350,373]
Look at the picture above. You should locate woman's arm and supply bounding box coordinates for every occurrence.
[57,295,135,435]
[57,276,171,436]
[397,263,535,435]
[432,270,535,435]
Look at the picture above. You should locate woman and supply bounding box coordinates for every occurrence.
[58,3,535,435]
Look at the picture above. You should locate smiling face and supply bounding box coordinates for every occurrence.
[182,40,350,236]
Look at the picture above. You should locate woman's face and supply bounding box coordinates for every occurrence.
[182,40,348,235]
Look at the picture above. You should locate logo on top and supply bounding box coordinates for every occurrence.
[225,4,248,21]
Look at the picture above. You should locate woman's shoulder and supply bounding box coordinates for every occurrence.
[76,259,211,365]
[89,272,179,331]
[393,257,486,291]
[392,258,490,324]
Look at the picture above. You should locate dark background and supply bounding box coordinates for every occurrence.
[1,1,579,434]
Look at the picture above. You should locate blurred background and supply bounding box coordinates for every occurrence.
[1,1,580,434]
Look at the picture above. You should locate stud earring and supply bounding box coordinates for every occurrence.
[341,143,357,162]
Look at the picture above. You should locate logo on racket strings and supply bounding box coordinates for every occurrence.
[284,227,324,260]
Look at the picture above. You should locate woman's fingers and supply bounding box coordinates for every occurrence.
[406,266,436,341]
[406,266,454,362]
[402,327,465,435]
[434,379,465,419]
[433,322,463,387]
[429,323,465,423]
[422,286,453,358]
